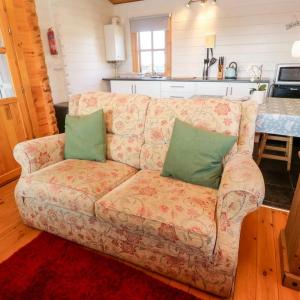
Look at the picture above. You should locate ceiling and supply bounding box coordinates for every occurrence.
[109,0,141,4]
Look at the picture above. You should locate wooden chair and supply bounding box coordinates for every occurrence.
[257,133,293,171]
[280,151,300,290]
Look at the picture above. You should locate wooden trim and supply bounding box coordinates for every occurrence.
[165,15,172,77]
[0,167,20,186]
[279,229,300,291]
[131,32,140,73]
[0,0,34,140]
[0,47,5,53]
[280,173,300,290]
[3,0,41,137]
[0,97,16,105]
[285,172,300,274]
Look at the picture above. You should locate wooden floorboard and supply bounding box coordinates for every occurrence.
[256,208,279,300]
[0,181,300,299]
[234,210,258,300]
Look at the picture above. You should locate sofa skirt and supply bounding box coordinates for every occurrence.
[14,193,234,298]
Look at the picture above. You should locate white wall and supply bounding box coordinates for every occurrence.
[113,0,300,80]
[36,0,300,102]
[35,0,114,103]
[35,0,68,104]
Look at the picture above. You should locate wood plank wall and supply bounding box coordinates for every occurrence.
[12,0,58,136]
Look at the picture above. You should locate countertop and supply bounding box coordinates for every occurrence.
[103,77,270,83]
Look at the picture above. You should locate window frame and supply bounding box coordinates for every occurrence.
[138,31,166,74]
[131,16,172,76]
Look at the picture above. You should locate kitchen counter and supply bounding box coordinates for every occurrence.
[103,77,270,83]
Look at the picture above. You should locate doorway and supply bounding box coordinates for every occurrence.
[0,0,35,185]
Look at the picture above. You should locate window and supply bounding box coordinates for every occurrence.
[139,30,166,74]
[0,32,15,99]
[130,15,171,76]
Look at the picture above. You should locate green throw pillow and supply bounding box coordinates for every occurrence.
[64,110,106,162]
[161,119,237,189]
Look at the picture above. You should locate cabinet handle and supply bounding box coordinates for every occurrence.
[231,87,233,95]
[226,87,228,96]
[131,85,133,94]
[170,96,184,99]
[134,84,137,94]
[170,86,185,88]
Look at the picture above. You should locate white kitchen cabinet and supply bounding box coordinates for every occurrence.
[135,81,161,98]
[229,82,258,98]
[110,80,133,94]
[196,82,268,99]
[109,80,269,100]
[161,82,196,99]
[161,91,194,99]
[195,82,228,97]
[110,80,161,98]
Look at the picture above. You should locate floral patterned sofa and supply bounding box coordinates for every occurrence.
[14,92,265,298]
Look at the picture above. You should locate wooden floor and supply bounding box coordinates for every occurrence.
[1,181,300,300]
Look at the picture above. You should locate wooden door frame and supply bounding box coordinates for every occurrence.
[0,0,40,138]
[0,0,41,186]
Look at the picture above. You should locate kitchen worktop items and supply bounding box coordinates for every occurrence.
[203,48,217,80]
[218,57,225,80]
[225,62,238,79]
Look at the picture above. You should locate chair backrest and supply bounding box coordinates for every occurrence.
[69,91,150,168]
[140,98,257,171]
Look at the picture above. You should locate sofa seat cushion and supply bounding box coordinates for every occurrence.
[95,170,218,255]
[17,159,137,216]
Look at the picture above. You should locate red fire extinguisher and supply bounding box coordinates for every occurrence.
[47,27,58,55]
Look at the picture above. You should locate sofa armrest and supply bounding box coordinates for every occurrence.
[213,153,265,273]
[14,134,65,176]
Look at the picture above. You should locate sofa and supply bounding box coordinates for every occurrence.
[14,92,265,298]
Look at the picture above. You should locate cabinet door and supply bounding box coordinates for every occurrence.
[195,82,229,97]
[230,83,258,98]
[0,1,34,185]
[110,80,133,94]
[160,82,195,99]
[160,91,193,99]
[134,81,161,98]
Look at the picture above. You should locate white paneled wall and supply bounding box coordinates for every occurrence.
[52,0,114,95]
[36,0,300,102]
[35,0,68,104]
[36,0,114,102]
[114,0,300,79]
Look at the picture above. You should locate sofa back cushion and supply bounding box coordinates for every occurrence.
[69,92,150,168]
[140,98,242,171]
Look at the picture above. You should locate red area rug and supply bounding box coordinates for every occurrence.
[0,232,198,300]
